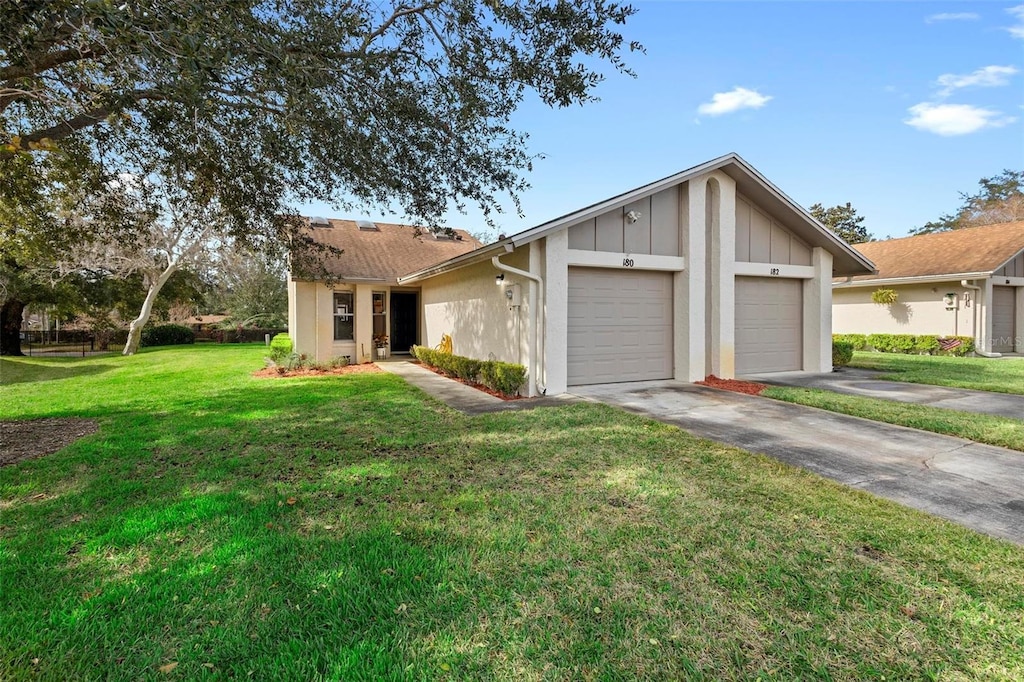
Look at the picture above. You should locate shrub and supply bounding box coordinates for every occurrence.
[913,335,940,355]
[480,361,528,397]
[832,333,868,351]
[140,324,195,347]
[867,333,915,354]
[832,340,854,367]
[269,333,292,362]
[938,336,975,357]
[329,355,350,368]
[413,345,526,397]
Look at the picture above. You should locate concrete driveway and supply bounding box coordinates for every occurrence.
[571,380,1024,545]
[746,367,1024,419]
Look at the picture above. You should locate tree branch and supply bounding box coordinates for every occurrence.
[1,45,108,84]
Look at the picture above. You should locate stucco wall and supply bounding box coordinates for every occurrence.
[288,280,372,363]
[833,283,974,337]
[420,247,532,366]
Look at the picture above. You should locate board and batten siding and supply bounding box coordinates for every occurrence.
[566,185,680,257]
[735,195,812,266]
[994,250,1024,278]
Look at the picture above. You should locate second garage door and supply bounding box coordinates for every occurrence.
[567,268,673,385]
[735,276,803,374]
[992,286,1016,353]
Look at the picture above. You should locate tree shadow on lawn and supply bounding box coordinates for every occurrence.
[4,373,1024,679]
[0,357,117,386]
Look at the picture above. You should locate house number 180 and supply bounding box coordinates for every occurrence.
[622,258,635,267]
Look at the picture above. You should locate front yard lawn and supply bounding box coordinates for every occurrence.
[761,386,1024,453]
[850,351,1024,395]
[2,346,1023,680]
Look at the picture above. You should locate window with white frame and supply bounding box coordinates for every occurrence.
[333,292,354,341]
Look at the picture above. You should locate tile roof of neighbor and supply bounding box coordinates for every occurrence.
[841,221,1024,283]
[300,219,483,283]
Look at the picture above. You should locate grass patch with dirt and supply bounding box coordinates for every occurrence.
[761,386,1024,453]
[851,352,1024,395]
[2,345,1023,680]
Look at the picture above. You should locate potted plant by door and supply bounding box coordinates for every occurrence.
[373,333,389,360]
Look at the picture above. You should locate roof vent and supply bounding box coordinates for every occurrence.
[432,228,455,240]
[309,216,330,228]
[356,219,378,231]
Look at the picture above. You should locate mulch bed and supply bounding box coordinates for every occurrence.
[0,418,99,467]
[252,363,384,378]
[411,361,525,401]
[696,375,767,396]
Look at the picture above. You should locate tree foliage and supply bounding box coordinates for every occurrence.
[911,169,1024,235]
[809,202,873,244]
[2,0,639,354]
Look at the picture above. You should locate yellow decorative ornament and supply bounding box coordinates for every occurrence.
[435,333,453,354]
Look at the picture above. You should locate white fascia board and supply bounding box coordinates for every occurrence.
[734,262,815,279]
[566,250,686,271]
[832,272,993,288]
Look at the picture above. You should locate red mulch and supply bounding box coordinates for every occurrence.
[696,375,767,395]
[252,363,384,378]
[413,361,525,401]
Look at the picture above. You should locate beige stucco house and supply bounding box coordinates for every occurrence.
[833,222,1024,354]
[289,153,875,395]
[287,219,482,364]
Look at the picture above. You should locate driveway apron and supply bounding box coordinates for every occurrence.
[572,381,1024,546]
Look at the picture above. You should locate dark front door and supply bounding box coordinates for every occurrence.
[390,292,418,354]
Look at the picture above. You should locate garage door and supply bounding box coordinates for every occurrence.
[992,286,1016,353]
[735,277,802,374]
[567,268,673,385]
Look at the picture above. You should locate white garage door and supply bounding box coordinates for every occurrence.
[992,286,1016,353]
[735,277,803,374]
[567,268,673,385]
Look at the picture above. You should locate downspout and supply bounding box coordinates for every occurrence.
[961,280,1002,358]
[492,254,546,396]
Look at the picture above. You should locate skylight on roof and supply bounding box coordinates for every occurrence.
[309,216,330,228]
[356,219,379,231]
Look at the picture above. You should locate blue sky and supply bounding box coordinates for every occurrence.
[305,1,1024,241]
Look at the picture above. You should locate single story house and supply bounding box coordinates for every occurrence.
[287,219,482,364]
[833,222,1024,354]
[289,153,876,395]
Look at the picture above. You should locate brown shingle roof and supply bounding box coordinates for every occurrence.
[299,219,483,283]
[842,221,1024,283]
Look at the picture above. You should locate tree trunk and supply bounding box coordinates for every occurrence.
[0,298,27,356]
[122,264,177,355]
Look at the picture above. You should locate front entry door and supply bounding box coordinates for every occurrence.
[390,292,418,354]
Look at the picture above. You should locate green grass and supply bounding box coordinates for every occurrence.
[2,345,1023,680]
[762,386,1024,453]
[850,351,1024,395]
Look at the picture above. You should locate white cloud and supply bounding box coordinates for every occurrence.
[1008,5,1024,39]
[926,12,979,23]
[697,87,772,116]
[905,102,1016,136]
[936,65,1019,96]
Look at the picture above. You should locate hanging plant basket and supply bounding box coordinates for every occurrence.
[871,288,899,306]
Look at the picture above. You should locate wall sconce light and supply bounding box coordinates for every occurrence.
[625,210,642,224]
[495,273,505,286]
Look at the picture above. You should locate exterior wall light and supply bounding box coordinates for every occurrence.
[495,273,505,286]
[625,210,642,224]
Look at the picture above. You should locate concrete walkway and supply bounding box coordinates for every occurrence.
[746,367,1024,420]
[377,360,575,415]
[571,380,1024,545]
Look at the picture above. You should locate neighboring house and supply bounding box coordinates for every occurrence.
[288,219,482,364]
[290,153,875,395]
[833,222,1024,354]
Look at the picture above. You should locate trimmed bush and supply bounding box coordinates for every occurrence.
[832,333,868,351]
[412,345,527,397]
[832,340,854,367]
[479,361,527,396]
[140,324,195,347]
[269,333,292,362]
[852,333,976,357]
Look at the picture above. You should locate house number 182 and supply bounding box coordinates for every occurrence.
[622,258,635,267]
